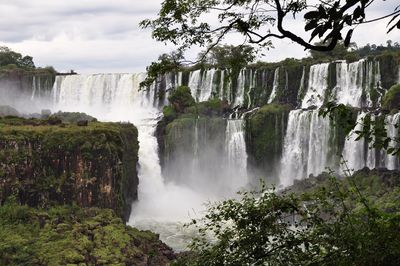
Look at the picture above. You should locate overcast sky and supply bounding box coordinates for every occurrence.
[0,0,398,74]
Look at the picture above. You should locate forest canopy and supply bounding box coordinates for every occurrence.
[141,0,400,54]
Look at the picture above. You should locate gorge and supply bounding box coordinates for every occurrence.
[1,51,400,253]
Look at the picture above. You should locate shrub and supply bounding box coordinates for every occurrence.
[382,84,400,111]
[168,86,196,113]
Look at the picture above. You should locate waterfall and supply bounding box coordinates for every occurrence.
[301,63,330,108]
[198,69,216,102]
[333,60,364,107]
[247,69,257,108]
[226,119,248,183]
[51,73,209,250]
[342,112,400,173]
[234,69,246,106]
[342,113,366,174]
[31,76,37,99]
[332,59,381,108]
[187,69,216,102]
[51,72,253,250]
[279,110,331,186]
[297,67,306,105]
[342,112,378,174]
[267,67,279,104]
[365,60,381,107]
[188,70,201,101]
[384,113,400,170]
[219,70,225,100]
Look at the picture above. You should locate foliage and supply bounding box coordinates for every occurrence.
[177,171,400,265]
[358,41,400,57]
[163,105,178,121]
[168,85,196,113]
[140,50,184,88]
[382,84,400,110]
[0,46,35,70]
[0,203,172,265]
[51,111,98,123]
[142,0,399,58]
[198,45,257,70]
[310,40,357,60]
[320,102,400,158]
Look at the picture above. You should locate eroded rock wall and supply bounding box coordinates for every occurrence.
[0,117,139,221]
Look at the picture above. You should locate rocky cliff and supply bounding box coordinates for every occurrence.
[0,116,139,221]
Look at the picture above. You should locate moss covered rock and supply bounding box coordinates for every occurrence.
[0,117,139,221]
[245,104,292,184]
[382,84,400,111]
[161,117,226,185]
[168,85,196,113]
[0,203,175,265]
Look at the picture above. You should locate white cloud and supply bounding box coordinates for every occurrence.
[0,0,398,73]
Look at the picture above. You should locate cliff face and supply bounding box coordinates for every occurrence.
[0,117,139,221]
[0,70,55,99]
[158,117,227,186]
[245,104,292,183]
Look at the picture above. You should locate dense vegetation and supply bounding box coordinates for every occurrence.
[162,85,227,122]
[0,46,56,74]
[175,169,400,265]
[0,201,174,265]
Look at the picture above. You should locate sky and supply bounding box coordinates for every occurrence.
[0,0,398,74]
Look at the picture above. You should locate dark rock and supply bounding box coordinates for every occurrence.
[46,116,62,125]
[77,120,88,126]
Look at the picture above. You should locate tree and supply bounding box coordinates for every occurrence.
[309,40,357,60]
[0,46,35,70]
[177,174,400,265]
[198,45,257,69]
[140,50,183,88]
[141,0,400,57]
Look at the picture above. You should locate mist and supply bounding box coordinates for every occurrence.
[0,77,54,116]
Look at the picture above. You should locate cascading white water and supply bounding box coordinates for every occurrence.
[332,59,381,108]
[341,112,378,174]
[219,70,225,100]
[198,69,216,102]
[188,69,201,101]
[366,115,377,169]
[297,67,306,104]
[52,73,250,251]
[301,63,330,108]
[384,113,400,170]
[52,73,206,250]
[31,76,37,99]
[268,67,279,104]
[187,69,216,102]
[226,119,248,182]
[247,69,257,108]
[333,60,364,107]
[279,110,331,186]
[365,60,381,107]
[234,69,246,106]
